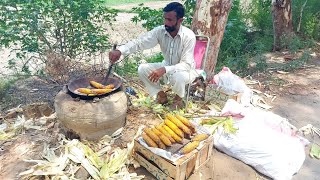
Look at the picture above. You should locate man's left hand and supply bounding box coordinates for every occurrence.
[148,67,166,83]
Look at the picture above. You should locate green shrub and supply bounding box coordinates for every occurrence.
[0,78,16,100]
[0,0,117,75]
[292,0,320,40]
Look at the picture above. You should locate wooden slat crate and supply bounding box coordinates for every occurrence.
[133,136,214,180]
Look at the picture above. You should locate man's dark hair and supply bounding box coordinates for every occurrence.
[163,2,185,19]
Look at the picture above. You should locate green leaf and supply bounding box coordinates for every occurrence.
[310,144,320,159]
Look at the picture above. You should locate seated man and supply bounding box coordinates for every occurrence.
[109,2,198,109]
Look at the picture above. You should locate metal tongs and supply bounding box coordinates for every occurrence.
[102,44,117,85]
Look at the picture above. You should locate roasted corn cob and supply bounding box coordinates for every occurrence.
[163,125,182,143]
[151,128,172,146]
[164,119,184,138]
[155,125,176,143]
[166,114,191,135]
[180,141,200,154]
[192,134,209,142]
[143,128,161,146]
[142,133,158,148]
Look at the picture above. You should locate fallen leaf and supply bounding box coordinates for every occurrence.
[310,144,320,159]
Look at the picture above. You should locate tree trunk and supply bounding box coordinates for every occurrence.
[191,0,233,79]
[272,0,293,51]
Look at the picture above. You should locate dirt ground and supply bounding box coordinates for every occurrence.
[1,55,319,180]
[1,1,320,180]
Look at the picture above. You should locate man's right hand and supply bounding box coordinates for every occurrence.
[109,49,121,64]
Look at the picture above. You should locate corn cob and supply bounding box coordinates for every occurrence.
[175,114,196,133]
[163,125,182,143]
[151,128,172,146]
[164,119,184,138]
[180,141,200,154]
[158,140,166,149]
[144,128,161,146]
[90,81,105,89]
[155,125,176,143]
[104,84,115,89]
[142,133,158,148]
[91,88,113,94]
[192,134,209,142]
[77,88,94,95]
[166,114,192,135]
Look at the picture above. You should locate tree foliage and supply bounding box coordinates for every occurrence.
[0,0,117,74]
[131,0,195,31]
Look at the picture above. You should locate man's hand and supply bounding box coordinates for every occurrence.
[148,67,166,83]
[109,50,121,64]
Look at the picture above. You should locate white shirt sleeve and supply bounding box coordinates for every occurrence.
[118,27,160,56]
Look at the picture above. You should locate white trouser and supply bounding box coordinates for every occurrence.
[138,62,198,98]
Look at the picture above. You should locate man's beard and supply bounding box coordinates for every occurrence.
[165,23,178,33]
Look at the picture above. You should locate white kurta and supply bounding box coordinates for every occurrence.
[118,25,198,98]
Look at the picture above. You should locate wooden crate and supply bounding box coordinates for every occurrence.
[133,136,214,180]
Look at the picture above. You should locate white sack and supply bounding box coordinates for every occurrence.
[213,99,307,180]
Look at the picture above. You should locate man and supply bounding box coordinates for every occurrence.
[109,2,197,109]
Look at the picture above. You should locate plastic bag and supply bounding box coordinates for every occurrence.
[212,100,307,180]
[209,67,253,106]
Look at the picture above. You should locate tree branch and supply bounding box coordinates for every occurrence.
[297,0,308,32]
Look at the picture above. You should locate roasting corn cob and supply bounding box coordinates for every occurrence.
[77,88,94,95]
[104,84,115,89]
[90,81,105,89]
[91,88,113,94]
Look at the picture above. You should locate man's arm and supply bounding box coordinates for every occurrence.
[118,27,160,56]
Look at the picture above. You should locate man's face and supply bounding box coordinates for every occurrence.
[163,11,182,33]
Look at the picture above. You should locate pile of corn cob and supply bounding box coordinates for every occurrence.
[141,113,209,154]
[76,81,115,95]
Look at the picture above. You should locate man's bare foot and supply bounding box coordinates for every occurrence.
[170,95,185,110]
[156,91,168,104]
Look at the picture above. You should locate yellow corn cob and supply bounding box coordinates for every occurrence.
[104,84,115,89]
[175,114,192,127]
[163,125,182,143]
[90,81,105,89]
[77,88,94,95]
[151,128,172,146]
[155,125,176,143]
[175,114,196,133]
[91,88,113,94]
[192,134,209,142]
[164,119,184,138]
[144,128,161,146]
[166,114,192,135]
[158,140,166,149]
[180,141,200,154]
[141,133,158,148]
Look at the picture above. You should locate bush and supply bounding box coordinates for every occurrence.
[292,0,320,40]
[0,0,117,75]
